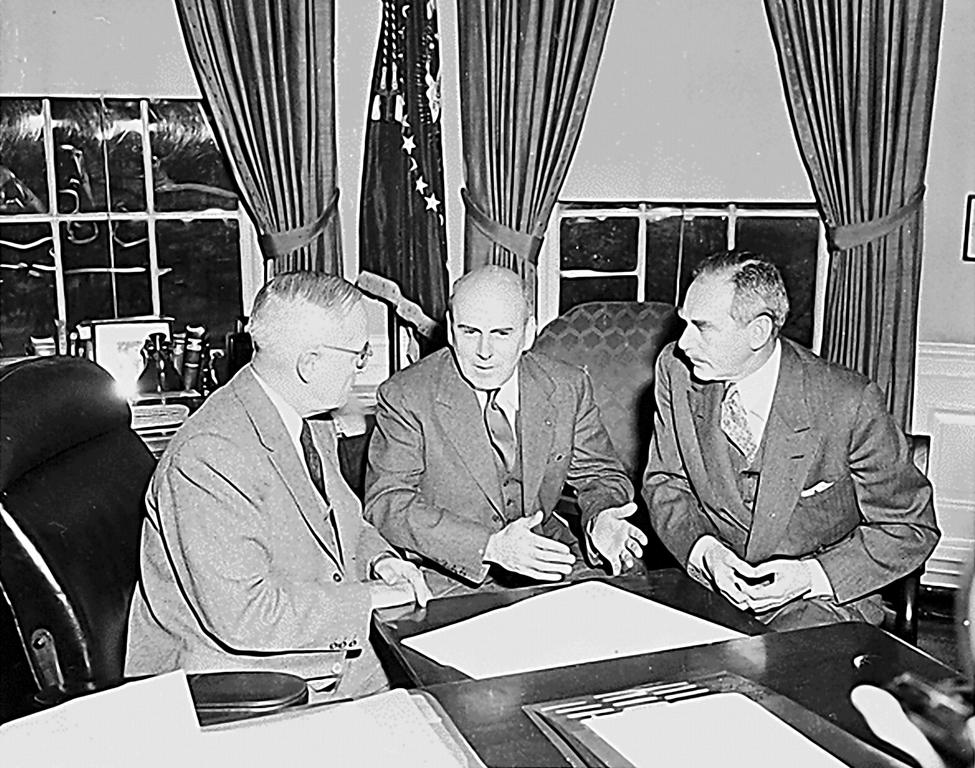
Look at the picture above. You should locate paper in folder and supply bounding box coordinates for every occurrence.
[523,673,913,768]
[403,580,745,679]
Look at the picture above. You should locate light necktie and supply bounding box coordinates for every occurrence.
[721,385,758,463]
[299,419,330,506]
[484,389,517,472]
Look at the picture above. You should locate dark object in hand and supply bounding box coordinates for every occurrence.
[887,671,974,768]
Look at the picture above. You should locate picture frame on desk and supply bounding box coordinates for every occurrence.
[86,317,172,397]
[964,193,975,262]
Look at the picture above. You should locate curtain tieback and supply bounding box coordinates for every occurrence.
[259,189,340,260]
[461,187,545,263]
[827,186,925,251]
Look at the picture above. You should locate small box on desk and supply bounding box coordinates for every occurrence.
[130,391,203,458]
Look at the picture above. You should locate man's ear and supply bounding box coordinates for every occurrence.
[446,311,456,348]
[748,314,774,351]
[522,315,537,352]
[296,349,317,384]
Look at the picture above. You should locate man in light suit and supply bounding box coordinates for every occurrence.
[125,273,430,700]
[644,250,939,629]
[364,266,647,595]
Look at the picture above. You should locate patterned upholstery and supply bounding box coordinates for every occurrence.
[534,301,679,481]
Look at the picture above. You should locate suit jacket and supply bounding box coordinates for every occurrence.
[364,349,632,587]
[643,339,939,618]
[125,365,391,696]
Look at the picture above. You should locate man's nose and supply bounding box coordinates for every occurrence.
[476,335,492,358]
[677,325,694,352]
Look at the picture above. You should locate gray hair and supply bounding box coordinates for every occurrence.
[249,272,362,355]
[693,250,790,334]
[448,265,532,320]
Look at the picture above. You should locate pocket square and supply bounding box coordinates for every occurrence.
[800,480,835,498]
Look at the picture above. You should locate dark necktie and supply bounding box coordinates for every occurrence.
[300,419,330,506]
[484,389,517,472]
[720,385,758,463]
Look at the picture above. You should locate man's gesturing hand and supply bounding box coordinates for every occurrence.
[483,510,576,581]
[589,503,648,575]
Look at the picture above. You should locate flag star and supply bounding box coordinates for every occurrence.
[402,135,416,153]
[425,194,440,211]
[415,177,429,194]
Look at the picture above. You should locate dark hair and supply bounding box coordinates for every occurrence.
[693,250,789,334]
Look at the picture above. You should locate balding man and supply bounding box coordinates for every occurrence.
[125,272,430,700]
[364,266,645,595]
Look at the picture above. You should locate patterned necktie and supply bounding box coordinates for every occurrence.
[299,419,330,506]
[484,389,517,472]
[721,385,758,463]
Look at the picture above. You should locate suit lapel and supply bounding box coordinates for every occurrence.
[519,355,557,509]
[745,343,818,561]
[686,379,726,507]
[233,367,344,572]
[434,358,504,513]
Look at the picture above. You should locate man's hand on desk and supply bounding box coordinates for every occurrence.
[737,558,813,613]
[698,537,764,609]
[483,510,576,581]
[371,557,432,608]
[589,502,648,576]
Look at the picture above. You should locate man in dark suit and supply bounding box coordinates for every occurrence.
[125,273,430,700]
[364,266,647,594]
[644,250,939,629]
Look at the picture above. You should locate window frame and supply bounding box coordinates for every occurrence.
[537,201,828,354]
[0,96,261,355]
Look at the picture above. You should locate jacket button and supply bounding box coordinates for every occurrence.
[332,573,343,583]
[331,662,343,675]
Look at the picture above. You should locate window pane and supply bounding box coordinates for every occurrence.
[559,276,637,314]
[103,101,146,213]
[644,213,682,304]
[61,219,153,327]
[736,215,819,348]
[677,214,729,300]
[0,99,48,214]
[0,223,57,355]
[51,99,108,213]
[157,219,242,342]
[150,101,238,212]
[560,216,637,271]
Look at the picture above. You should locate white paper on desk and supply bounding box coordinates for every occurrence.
[403,580,745,679]
[198,688,464,768]
[586,692,848,767]
[0,670,199,768]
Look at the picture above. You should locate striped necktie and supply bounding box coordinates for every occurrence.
[484,389,517,472]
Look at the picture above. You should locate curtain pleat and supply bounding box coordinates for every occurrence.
[175,0,341,277]
[457,0,614,290]
[765,0,943,428]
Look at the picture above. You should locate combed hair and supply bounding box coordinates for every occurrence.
[248,272,362,355]
[447,265,532,318]
[693,250,790,334]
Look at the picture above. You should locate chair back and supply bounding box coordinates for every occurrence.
[881,433,931,644]
[0,356,155,701]
[534,301,679,479]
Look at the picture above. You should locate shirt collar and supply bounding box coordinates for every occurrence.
[252,368,304,446]
[473,365,520,420]
[733,339,781,422]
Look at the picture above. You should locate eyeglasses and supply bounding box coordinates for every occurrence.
[319,340,373,370]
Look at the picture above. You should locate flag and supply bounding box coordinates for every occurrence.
[357,0,449,342]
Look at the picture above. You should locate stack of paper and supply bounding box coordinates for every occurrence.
[403,580,745,679]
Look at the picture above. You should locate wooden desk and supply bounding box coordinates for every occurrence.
[373,569,766,687]
[421,622,955,767]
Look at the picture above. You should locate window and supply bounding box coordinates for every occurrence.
[0,97,253,358]
[538,202,825,350]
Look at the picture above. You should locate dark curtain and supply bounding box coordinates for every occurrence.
[357,0,449,340]
[176,0,341,276]
[765,0,944,428]
[457,0,614,288]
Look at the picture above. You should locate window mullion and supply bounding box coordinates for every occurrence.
[41,98,68,353]
[140,100,161,316]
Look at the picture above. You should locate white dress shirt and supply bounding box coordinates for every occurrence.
[473,367,520,437]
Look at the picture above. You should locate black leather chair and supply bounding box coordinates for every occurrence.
[0,356,306,724]
[881,433,932,645]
